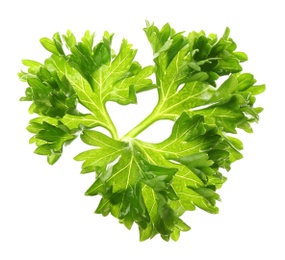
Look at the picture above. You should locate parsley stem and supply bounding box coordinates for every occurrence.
[102,105,119,140]
[122,104,161,139]
[107,117,119,139]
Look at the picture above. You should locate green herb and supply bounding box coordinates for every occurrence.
[19,22,265,241]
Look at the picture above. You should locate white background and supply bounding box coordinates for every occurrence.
[0,0,284,259]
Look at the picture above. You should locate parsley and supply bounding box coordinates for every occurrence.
[19,22,265,241]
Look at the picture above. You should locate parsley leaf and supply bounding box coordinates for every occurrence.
[19,22,265,241]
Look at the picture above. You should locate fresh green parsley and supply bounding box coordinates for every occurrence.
[18,22,265,241]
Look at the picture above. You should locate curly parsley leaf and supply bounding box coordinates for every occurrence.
[19,30,153,164]
[19,22,265,241]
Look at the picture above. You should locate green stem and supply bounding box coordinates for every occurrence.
[100,103,119,139]
[122,104,161,139]
[105,111,119,140]
[107,116,119,140]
